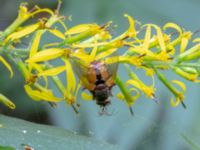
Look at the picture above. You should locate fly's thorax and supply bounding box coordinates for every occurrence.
[89,61,109,79]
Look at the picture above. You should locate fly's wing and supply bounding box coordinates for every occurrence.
[70,56,96,91]
[101,51,119,87]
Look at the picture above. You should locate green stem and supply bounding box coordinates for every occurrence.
[115,75,134,115]
[144,60,200,71]
[0,18,27,38]
[176,44,200,63]
[45,63,79,114]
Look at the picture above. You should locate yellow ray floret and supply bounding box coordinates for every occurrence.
[24,85,62,102]
[26,48,65,63]
[65,24,99,35]
[38,66,66,77]
[5,23,41,43]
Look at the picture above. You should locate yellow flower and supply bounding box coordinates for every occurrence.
[117,88,140,106]
[24,84,62,102]
[163,22,192,50]
[1,3,54,39]
[4,22,41,43]
[17,3,53,21]
[64,59,80,105]
[118,55,142,67]
[115,75,138,115]
[48,29,66,40]
[126,71,155,99]
[26,48,67,63]
[154,68,186,107]
[170,80,186,107]
[37,66,66,77]
[124,14,136,38]
[1,1,198,114]
[65,24,100,35]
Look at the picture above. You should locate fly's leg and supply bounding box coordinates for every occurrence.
[98,105,114,116]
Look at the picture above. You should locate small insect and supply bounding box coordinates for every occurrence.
[71,53,118,115]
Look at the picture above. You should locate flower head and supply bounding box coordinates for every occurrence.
[0,2,199,113]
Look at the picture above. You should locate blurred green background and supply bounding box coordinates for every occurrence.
[0,0,200,150]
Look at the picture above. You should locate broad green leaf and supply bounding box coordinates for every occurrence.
[0,115,122,150]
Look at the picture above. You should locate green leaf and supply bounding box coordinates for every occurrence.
[0,115,122,150]
[0,145,15,150]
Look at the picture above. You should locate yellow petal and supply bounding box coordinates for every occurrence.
[170,97,180,107]
[31,63,44,72]
[117,93,125,100]
[38,66,66,76]
[126,78,154,99]
[172,80,186,92]
[173,67,199,82]
[29,30,43,58]
[121,88,140,106]
[145,68,154,77]
[193,38,200,43]
[143,25,151,50]
[0,56,13,78]
[75,83,81,98]
[48,29,66,40]
[104,56,119,65]
[18,4,54,20]
[0,94,16,109]
[81,92,93,100]
[126,80,141,90]
[65,59,76,94]
[65,24,98,35]
[90,42,98,60]
[26,48,64,63]
[71,51,92,66]
[124,14,136,37]
[96,48,117,60]
[29,30,43,72]
[180,37,188,53]
[156,26,166,51]
[163,22,182,33]
[18,3,29,19]
[72,42,109,48]
[43,42,60,48]
[129,88,140,100]
[5,23,40,42]
[24,85,62,102]
[31,8,54,17]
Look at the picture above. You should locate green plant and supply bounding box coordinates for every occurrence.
[0,1,199,114]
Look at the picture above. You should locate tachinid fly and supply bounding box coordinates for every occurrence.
[71,52,118,114]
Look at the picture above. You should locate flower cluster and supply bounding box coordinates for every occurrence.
[0,2,199,113]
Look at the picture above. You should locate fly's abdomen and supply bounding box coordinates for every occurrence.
[94,84,110,103]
